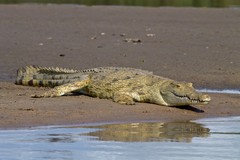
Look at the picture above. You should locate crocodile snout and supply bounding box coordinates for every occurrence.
[200,94,211,103]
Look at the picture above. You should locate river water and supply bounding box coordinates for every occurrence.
[0,116,239,160]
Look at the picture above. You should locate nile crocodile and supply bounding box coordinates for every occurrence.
[15,65,211,106]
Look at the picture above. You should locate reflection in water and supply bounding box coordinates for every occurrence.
[54,121,210,143]
[30,122,210,144]
[0,117,239,160]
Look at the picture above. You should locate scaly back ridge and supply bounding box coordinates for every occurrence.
[17,65,79,76]
[16,65,81,86]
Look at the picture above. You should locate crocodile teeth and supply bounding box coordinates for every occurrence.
[178,96,201,103]
[191,99,199,103]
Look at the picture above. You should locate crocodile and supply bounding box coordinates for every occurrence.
[15,65,211,106]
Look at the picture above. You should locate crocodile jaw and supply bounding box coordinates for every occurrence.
[160,92,211,106]
[159,81,211,106]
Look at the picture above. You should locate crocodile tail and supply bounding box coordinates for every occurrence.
[17,65,79,76]
[15,65,80,87]
[16,78,78,87]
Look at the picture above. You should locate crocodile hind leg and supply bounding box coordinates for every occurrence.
[32,78,90,98]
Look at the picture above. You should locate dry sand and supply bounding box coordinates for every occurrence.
[0,4,240,129]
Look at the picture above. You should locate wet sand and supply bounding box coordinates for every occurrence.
[0,4,240,129]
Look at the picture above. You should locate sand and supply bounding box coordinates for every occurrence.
[0,4,240,129]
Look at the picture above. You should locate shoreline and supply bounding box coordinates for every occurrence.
[0,5,240,129]
[0,82,240,129]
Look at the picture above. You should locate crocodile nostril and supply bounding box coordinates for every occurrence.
[201,94,211,102]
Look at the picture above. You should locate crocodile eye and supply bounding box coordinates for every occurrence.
[188,83,193,87]
[170,82,181,88]
[176,84,181,88]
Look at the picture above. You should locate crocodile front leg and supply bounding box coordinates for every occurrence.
[32,79,90,98]
[113,92,135,105]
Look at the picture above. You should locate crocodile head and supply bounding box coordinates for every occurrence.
[159,81,211,106]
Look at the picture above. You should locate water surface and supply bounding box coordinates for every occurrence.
[0,117,239,160]
[198,89,240,94]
